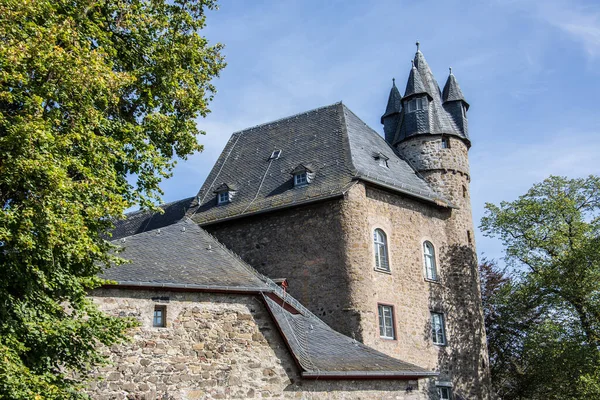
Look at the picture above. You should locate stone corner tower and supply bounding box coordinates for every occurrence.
[382,42,492,399]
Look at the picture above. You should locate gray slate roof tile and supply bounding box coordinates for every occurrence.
[264,295,436,377]
[193,102,449,225]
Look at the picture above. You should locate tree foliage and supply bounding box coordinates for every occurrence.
[480,175,600,399]
[0,0,225,397]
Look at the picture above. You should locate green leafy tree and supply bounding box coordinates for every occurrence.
[0,0,225,398]
[481,175,600,399]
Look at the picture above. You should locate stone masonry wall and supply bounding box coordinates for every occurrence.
[88,288,428,400]
[202,198,358,337]
[397,136,470,177]
[339,182,491,399]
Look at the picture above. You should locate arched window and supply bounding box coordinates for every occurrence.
[423,241,437,280]
[374,229,389,271]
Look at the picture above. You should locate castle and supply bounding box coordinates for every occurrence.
[90,44,492,399]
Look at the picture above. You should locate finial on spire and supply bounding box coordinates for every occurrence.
[449,67,453,75]
[416,41,420,51]
[392,77,395,85]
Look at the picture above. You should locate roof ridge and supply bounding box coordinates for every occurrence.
[229,101,344,137]
[122,196,195,218]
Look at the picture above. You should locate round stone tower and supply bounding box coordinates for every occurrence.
[382,43,491,399]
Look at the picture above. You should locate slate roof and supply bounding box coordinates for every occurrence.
[264,295,436,378]
[192,102,450,225]
[394,49,470,145]
[110,197,196,241]
[442,69,468,107]
[381,79,402,122]
[403,62,428,99]
[103,219,265,290]
[102,219,437,379]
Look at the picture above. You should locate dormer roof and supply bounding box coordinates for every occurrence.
[290,163,314,175]
[213,183,235,193]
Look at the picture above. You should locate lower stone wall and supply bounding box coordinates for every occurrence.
[89,288,430,400]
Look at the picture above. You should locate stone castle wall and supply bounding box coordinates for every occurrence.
[202,198,358,337]
[88,288,427,400]
[204,179,490,399]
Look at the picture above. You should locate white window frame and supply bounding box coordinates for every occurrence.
[378,304,395,339]
[424,241,438,281]
[217,191,230,205]
[294,172,308,186]
[373,229,390,272]
[407,97,425,113]
[153,305,166,328]
[431,312,446,345]
[438,386,452,400]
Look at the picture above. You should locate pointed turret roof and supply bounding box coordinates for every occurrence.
[413,42,442,99]
[381,78,402,122]
[404,61,428,98]
[442,68,469,109]
[394,42,469,145]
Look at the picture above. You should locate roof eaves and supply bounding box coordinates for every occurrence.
[355,174,455,208]
[193,190,350,226]
[102,281,269,293]
[301,370,439,379]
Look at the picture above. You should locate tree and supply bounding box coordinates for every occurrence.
[0,1,225,398]
[480,175,600,399]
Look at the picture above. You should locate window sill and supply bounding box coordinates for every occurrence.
[374,268,392,275]
[379,336,397,341]
[433,342,447,347]
[424,278,441,284]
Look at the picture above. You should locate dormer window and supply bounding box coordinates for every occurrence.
[373,152,389,168]
[407,97,425,113]
[291,164,315,187]
[214,183,236,205]
[218,191,230,205]
[294,172,307,186]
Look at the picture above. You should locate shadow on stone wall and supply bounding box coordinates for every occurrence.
[424,244,491,400]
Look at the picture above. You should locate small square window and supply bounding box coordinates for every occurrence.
[270,149,282,160]
[441,137,450,149]
[431,312,446,345]
[153,305,166,328]
[294,172,308,186]
[218,191,230,205]
[378,304,395,339]
[438,386,452,400]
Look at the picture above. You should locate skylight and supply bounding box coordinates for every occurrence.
[269,149,282,160]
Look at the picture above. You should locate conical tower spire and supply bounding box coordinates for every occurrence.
[442,67,468,109]
[381,78,403,144]
[404,60,428,98]
[382,78,402,121]
[413,42,442,99]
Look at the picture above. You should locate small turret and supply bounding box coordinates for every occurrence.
[381,79,402,144]
[442,67,469,137]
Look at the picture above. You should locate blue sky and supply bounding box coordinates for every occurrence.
[158,0,600,263]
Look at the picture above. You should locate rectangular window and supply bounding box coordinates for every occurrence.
[153,305,166,327]
[218,191,229,205]
[439,386,452,400]
[441,137,450,149]
[378,304,395,339]
[294,172,307,186]
[431,312,446,345]
[407,98,425,113]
